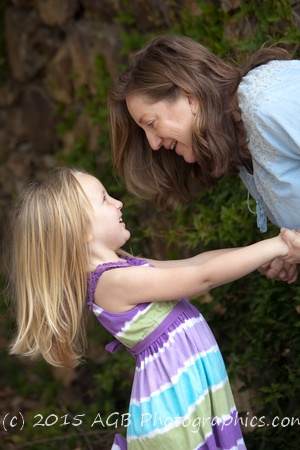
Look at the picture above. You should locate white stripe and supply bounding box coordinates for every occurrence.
[135,315,206,371]
[132,346,225,405]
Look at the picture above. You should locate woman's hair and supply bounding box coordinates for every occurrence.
[8,167,94,368]
[109,34,290,210]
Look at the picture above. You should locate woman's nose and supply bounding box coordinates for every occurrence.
[146,132,162,151]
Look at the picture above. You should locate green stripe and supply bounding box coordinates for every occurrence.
[129,380,236,449]
[118,300,178,347]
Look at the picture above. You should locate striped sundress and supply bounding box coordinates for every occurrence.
[87,257,246,450]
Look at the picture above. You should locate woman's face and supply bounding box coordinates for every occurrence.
[126,89,199,164]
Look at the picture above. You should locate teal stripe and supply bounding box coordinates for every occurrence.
[128,348,228,436]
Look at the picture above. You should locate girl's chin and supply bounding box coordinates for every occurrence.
[124,230,131,241]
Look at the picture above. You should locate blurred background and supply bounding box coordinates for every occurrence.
[0,0,300,449]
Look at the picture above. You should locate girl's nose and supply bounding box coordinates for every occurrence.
[109,195,123,209]
[116,198,123,209]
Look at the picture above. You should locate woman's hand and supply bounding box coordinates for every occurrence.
[258,228,300,283]
[280,228,300,265]
[258,258,298,284]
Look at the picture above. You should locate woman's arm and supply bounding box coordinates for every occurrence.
[96,235,288,312]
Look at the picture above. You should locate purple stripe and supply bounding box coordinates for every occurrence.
[130,322,223,399]
[92,301,149,335]
[207,410,246,449]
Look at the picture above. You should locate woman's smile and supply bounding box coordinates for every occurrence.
[126,89,199,164]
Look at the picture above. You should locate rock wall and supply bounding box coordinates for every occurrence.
[0,0,300,274]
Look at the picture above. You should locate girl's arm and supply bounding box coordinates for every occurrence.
[96,235,288,313]
[147,248,298,284]
[145,248,239,268]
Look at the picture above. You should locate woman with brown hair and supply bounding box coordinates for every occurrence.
[109,34,300,280]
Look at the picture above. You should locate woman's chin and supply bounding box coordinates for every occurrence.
[182,155,197,164]
[175,148,197,164]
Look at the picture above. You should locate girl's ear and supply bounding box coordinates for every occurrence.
[187,94,199,115]
[85,233,93,243]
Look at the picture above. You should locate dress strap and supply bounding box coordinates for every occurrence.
[86,264,121,308]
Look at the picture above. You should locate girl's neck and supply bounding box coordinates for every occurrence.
[89,249,125,270]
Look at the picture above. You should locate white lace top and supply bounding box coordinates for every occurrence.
[237,60,300,232]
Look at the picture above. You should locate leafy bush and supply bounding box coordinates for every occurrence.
[2,1,300,449]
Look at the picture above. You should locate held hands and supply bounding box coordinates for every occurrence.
[258,258,298,284]
[280,228,300,264]
[258,229,300,284]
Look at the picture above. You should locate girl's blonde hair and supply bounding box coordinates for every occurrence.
[8,167,93,368]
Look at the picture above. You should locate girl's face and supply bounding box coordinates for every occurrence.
[75,173,130,257]
[126,89,199,163]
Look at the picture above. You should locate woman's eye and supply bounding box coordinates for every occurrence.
[147,120,156,129]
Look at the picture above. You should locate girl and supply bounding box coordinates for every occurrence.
[8,167,292,450]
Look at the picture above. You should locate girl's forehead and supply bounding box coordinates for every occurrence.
[74,172,104,194]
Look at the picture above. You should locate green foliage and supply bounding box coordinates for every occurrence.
[54,54,114,178]
[233,0,300,54]
[0,0,9,82]
[170,0,232,56]
[2,1,300,449]
[110,0,300,436]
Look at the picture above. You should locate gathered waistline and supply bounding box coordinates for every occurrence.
[105,299,189,357]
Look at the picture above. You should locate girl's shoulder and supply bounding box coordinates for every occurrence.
[86,257,152,307]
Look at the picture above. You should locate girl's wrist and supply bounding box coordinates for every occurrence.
[274,235,289,257]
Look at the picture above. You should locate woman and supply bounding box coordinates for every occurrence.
[108,34,300,278]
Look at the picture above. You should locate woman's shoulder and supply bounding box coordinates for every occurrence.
[238,60,300,118]
[239,60,299,92]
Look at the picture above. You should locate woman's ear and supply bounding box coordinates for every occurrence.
[187,94,199,115]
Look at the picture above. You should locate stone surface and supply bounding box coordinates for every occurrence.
[0,0,300,274]
[36,0,79,27]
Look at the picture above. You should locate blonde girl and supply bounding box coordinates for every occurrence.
[8,167,293,450]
